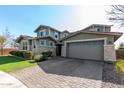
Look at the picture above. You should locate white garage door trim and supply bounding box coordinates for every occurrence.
[65,37,107,45]
[64,37,107,57]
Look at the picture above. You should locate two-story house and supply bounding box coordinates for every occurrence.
[16,24,122,62]
[16,25,69,55]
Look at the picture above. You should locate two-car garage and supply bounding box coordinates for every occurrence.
[66,40,104,61]
[60,31,121,62]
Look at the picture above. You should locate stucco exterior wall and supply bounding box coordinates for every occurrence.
[65,33,114,45]
[104,45,116,62]
[32,39,39,54]
[61,46,66,57]
[19,39,30,51]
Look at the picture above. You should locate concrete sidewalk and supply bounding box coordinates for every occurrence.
[0,71,27,88]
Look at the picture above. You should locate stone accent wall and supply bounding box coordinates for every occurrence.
[32,46,56,56]
[104,45,116,62]
[61,46,66,57]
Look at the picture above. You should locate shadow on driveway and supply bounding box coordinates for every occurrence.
[37,57,104,81]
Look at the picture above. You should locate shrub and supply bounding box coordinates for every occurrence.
[9,50,33,60]
[115,60,124,79]
[23,51,33,60]
[10,51,18,56]
[42,50,53,58]
[17,51,24,57]
[34,54,45,62]
[10,51,24,57]
[9,51,14,55]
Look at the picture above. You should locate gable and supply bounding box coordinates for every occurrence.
[16,35,33,43]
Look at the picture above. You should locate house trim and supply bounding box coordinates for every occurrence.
[64,37,107,46]
[60,31,122,42]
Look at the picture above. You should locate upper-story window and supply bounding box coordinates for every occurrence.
[54,32,59,39]
[40,31,46,37]
[55,34,58,38]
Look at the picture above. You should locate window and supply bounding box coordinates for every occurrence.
[22,42,28,50]
[64,33,68,37]
[55,34,58,38]
[40,40,45,45]
[97,28,100,32]
[54,32,58,39]
[40,32,45,37]
[23,46,25,50]
[50,42,53,46]
[49,41,54,46]
[34,45,36,48]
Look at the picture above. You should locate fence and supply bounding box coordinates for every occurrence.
[116,49,124,59]
[0,48,17,56]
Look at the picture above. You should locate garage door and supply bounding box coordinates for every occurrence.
[67,40,104,60]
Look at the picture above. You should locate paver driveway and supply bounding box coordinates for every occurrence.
[11,57,104,88]
[38,57,104,80]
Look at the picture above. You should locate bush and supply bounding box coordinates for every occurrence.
[9,51,15,55]
[23,51,33,60]
[10,51,18,56]
[17,51,24,57]
[42,50,53,58]
[115,60,124,79]
[9,50,33,60]
[34,54,45,62]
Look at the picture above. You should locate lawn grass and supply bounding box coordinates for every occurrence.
[115,59,124,79]
[0,56,36,73]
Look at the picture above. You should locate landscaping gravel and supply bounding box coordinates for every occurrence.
[102,62,124,88]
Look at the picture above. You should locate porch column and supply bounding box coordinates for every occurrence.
[104,45,116,62]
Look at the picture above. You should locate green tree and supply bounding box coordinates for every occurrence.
[119,43,124,49]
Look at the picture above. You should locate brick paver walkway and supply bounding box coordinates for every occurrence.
[10,63,124,88]
[10,66,102,88]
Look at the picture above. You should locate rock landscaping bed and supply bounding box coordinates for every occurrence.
[102,62,124,88]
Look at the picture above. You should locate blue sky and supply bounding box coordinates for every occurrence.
[0,5,123,47]
[0,5,75,37]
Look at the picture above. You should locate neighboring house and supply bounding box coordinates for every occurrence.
[16,35,33,51]
[16,24,123,62]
